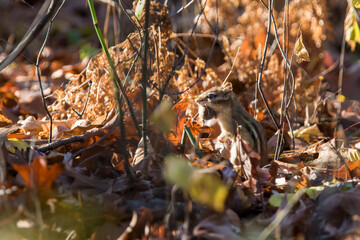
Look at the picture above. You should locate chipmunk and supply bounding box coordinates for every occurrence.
[195,82,269,167]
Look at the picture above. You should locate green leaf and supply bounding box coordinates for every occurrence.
[269,193,294,207]
[163,155,194,189]
[305,186,324,200]
[7,138,29,153]
[150,100,176,133]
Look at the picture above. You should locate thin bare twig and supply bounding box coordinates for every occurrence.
[335,17,347,149]
[35,0,66,143]
[275,0,291,158]
[307,59,340,83]
[223,45,241,84]
[260,0,296,113]
[159,0,209,102]
[257,0,279,130]
[0,0,62,71]
[163,0,219,96]
[170,33,241,84]
[72,80,92,118]
[169,0,195,17]
[118,0,144,42]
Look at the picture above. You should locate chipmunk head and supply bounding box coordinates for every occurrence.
[195,82,234,119]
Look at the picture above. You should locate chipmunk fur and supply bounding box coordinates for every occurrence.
[196,82,269,167]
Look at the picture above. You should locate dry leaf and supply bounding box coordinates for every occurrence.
[0,112,12,127]
[294,30,310,63]
[166,94,189,144]
[193,209,242,239]
[12,156,63,195]
[292,124,323,142]
[132,137,156,177]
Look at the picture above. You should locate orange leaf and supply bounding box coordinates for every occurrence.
[255,111,264,121]
[127,88,142,111]
[7,133,30,139]
[332,165,351,179]
[12,156,63,195]
[254,33,266,50]
[0,82,18,93]
[295,174,309,189]
[166,94,189,144]
[330,159,360,179]
[185,117,205,138]
[348,158,360,171]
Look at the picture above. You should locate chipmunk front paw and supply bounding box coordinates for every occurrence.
[218,132,233,143]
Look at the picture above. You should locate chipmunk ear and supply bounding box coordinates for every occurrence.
[222,82,233,92]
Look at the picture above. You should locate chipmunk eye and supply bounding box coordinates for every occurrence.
[207,93,217,99]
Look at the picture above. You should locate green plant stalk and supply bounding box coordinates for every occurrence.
[87,0,136,179]
[180,126,187,154]
[141,0,151,158]
[87,0,141,139]
[184,126,203,158]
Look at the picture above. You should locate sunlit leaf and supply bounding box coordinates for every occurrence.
[188,169,228,212]
[345,7,360,51]
[0,112,12,127]
[336,94,346,103]
[352,0,360,8]
[166,94,189,144]
[135,0,145,20]
[7,138,30,152]
[292,124,323,142]
[294,31,310,63]
[338,148,360,162]
[347,158,360,171]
